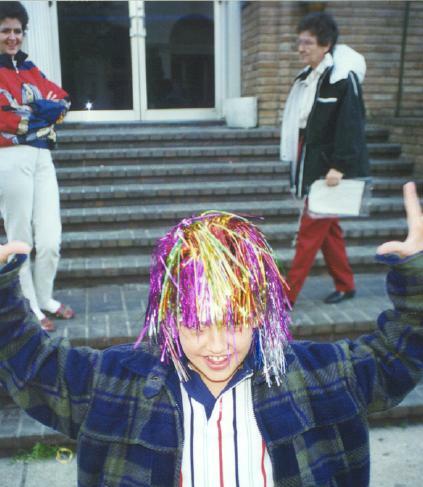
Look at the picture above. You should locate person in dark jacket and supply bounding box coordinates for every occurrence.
[280,12,369,305]
[0,182,422,486]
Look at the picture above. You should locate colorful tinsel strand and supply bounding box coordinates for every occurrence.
[135,211,292,386]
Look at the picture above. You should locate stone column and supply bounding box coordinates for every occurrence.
[22,0,62,84]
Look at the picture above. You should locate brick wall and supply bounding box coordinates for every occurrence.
[242,1,302,127]
[400,2,423,117]
[241,1,423,125]
[327,2,403,118]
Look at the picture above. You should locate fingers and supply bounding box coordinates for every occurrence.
[376,182,423,257]
[0,241,31,264]
[46,91,57,101]
[403,182,422,230]
[326,177,340,187]
[325,168,343,187]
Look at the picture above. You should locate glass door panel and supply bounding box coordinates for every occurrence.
[57,1,133,111]
[54,0,221,122]
[144,1,214,110]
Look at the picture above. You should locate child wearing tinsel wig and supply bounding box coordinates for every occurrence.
[0,182,422,487]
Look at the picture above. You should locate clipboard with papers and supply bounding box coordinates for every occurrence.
[308,179,371,218]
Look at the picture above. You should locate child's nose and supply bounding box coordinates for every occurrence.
[207,327,228,353]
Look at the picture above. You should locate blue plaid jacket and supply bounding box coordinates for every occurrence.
[0,254,422,486]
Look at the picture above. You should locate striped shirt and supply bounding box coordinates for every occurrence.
[180,368,273,487]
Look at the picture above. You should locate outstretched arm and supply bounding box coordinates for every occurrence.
[341,182,423,413]
[0,244,99,439]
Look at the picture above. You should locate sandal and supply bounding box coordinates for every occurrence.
[40,317,56,332]
[44,303,75,320]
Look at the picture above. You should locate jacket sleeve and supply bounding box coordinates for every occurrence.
[0,90,58,138]
[30,99,69,125]
[34,69,71,123]
[331,72,367,174]
[340,252,423,413]
[0,67,70,137]
[0,256,99,439]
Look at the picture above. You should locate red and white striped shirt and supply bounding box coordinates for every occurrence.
[180,373,274,487]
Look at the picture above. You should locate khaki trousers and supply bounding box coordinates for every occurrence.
[0,145,61,318]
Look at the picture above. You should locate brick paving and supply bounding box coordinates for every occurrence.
[51,271,390,346]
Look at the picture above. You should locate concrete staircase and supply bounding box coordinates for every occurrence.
[0,121,422,454]
[49,124,416,286]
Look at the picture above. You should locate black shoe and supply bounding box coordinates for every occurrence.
[324,290,356,304]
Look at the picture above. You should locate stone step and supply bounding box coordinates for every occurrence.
[55,158,414,186]
[51,244,393,288]
[56,125,390,149]
[60,219,407,257]
[56,160,287,186]
[370,157,413,175]
[57,127,278,149]
[59,119,225,131]
[51,142,402,166]
[57,177,414,209]
[56,197,408,231]
[58,179,290,208]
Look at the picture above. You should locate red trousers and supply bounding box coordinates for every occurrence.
[287,207,355,304]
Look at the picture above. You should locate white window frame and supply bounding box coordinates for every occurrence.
[24,0,241,123]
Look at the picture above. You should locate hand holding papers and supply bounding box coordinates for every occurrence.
[308,179,370,218]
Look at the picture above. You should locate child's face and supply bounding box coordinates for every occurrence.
[179,324,254,397]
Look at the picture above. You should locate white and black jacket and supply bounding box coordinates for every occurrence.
[281,45,370,198]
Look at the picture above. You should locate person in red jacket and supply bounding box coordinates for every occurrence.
[0,2,74,331]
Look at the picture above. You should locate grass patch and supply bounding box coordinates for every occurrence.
[14,442,60,462]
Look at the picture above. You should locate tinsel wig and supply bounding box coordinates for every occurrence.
[135,211,292,386]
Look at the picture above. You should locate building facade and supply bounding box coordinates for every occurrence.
[23,0,242,123]
[23,1,422,138]
[242,0,423,126]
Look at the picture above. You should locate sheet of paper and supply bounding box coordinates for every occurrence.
[308,179,366,217]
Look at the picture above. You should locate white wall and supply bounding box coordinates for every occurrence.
[22,0,61,84]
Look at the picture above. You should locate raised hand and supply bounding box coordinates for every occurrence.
[377,182,423,258]
[0,241,31,264]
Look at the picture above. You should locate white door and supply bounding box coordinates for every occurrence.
[53,0,224,122]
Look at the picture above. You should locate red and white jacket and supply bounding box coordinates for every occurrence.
[0,50,70,149]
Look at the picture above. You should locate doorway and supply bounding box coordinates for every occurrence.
[55,1,221,122]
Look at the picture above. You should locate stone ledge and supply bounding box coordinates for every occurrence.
[52,143,402,162]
